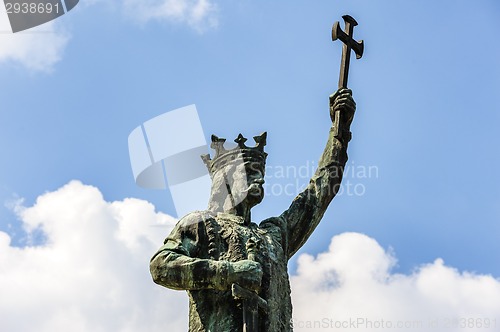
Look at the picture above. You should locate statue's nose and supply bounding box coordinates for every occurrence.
[254,178,265,185]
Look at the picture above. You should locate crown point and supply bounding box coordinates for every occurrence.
[210,135,226,154]
[201,154,211,165]
[203,132,268,176]
[234,133,248,148]
[254,132,267,150]
[211,134,225,143]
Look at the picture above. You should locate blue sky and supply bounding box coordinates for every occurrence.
[1,0,499,281]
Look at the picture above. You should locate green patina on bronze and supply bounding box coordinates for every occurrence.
[150,88,356,332]
[150,16,362,332]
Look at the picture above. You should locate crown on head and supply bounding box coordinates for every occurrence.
[201,132,267,176]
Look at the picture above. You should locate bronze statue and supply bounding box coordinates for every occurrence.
[150,15,363,332]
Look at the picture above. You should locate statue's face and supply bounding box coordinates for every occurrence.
[226,161,265,208]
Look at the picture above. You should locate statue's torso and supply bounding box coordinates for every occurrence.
[188,212,292,332]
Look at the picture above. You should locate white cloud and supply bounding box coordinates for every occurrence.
[122,0,218,31]
[0,181,187,332]
[0,0,217,72]
[0,10,70,72]
[291,233,500,331]
[1,181,499,331]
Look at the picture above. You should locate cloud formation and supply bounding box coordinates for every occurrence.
[0,181,186,332]
[0,10,69,72]
[291,233,500,331]
[122,0,218,31]
[1,181,499,331]
[0,0,217,71]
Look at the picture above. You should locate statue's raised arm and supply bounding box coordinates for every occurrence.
[149,15,363,331]
[281,88,356,258]
[149,88,357,332]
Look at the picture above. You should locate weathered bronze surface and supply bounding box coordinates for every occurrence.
[150,16,362,332]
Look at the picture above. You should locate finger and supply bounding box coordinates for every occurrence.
[333,99,356,111]
[329,92,339,102]
[334,92,355,101]
[336,92,355,101]
[330,88,352,101]
[334,96,356,106]
[339,88,352,95]
[333,104,356,114]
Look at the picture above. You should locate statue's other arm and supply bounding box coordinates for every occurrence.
[150,212,262,291]
[149,213,229,291]
[281,88,355,259]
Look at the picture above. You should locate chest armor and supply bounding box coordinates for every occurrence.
[204,213,280,274]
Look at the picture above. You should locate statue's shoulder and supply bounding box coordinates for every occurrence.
[259,215,286,231]
[174,210,216,230]
[259,216,288,251]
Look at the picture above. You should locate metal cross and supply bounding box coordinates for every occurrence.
[332,15,364,88]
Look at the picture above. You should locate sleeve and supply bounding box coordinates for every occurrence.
[149,212,230,291]
[281,127,349,259]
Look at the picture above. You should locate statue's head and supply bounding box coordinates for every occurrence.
[202,132,267,213]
